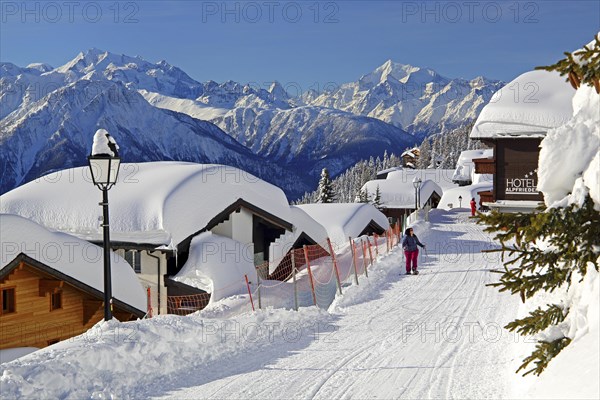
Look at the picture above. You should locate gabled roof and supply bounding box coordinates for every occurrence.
[1,253,145,318]
[0,162,294,247]
[0,214,145,313]
[297,203,389,246]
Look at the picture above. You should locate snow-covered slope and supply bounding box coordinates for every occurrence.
[306,60,504,133]
[0,210,521,399]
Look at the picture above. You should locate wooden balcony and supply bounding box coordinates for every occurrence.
[473,157,495,174]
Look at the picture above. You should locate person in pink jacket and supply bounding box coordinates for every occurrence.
[402,228,425,275]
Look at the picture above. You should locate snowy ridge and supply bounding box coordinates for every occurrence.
[306,60,504,133]
[2,50,502,196]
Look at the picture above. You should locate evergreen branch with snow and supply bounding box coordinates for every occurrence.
[536,33,600,93]
[477,194,600,376]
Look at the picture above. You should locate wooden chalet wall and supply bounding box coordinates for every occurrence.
[0,262,135,349]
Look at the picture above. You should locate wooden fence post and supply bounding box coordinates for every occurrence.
[245,274,255,311]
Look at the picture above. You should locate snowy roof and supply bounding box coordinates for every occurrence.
[296,203,389,246]
[384,169,457,191]
[362,179,443,209]
[0,162,293,246]
[376,166,403,177]
[0,214,145,312]
[288,206,329,246]
[470,70,574,139]
[452,149,494,182]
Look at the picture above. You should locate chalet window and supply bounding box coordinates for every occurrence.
[124,250,142,273]
[50,291,62,311]
[1,288,16,314]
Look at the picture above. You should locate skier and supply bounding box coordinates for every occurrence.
[402,228,425,275]
[470,197,477,217]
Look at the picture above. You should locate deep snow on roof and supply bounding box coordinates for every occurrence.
[362,179,443,209]
[470,70,574,139]
[297,203,389,246]
[0,214,145,311]
[384,169,457,191]
[0,162,292,246]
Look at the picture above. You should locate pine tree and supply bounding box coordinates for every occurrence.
[373,185,382,209]
[417,140,431,169]
[477,195,600,376]
[317,168,336,203]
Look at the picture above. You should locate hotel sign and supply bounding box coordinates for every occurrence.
[505,169,539,195]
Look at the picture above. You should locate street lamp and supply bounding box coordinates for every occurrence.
[458,195,463,208]
[88,129,120,321]
[412,177,422,210]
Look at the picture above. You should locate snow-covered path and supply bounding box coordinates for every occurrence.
[158,210,520,399]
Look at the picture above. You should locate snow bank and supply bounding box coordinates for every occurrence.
[0,348,39,365]
[438,183,493,211]
[471,70,574,138]
[538,85,600,208]
[0,214,145,312]
[0,308,330,399]
[297,203,389,246]
[511,266,600,400]
[0,162,292,246]
[173,232,255,302]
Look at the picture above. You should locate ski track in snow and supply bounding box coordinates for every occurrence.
[155,211,520,399]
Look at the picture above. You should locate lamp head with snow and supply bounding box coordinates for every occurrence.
[88,129,121,189]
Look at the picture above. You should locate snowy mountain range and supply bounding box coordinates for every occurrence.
[305,60,504,133]
[0,49,503,197]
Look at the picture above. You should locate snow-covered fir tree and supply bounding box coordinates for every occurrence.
[373,185,382,209]
[316,168,336,203]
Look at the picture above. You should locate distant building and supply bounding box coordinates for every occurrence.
[1,215,145,350]
[470,70,574,213]
[362,169,454,222]
[401,147,420,169]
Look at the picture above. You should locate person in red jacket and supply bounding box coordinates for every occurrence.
[470,197,477,216]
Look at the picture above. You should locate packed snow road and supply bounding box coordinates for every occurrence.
[158,210,521,399]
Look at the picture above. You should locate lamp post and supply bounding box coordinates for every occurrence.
[458,195,463,208]
[88,129,121,321]
[412,177,422,211]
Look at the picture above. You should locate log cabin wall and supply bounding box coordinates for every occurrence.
[0,262,128,349]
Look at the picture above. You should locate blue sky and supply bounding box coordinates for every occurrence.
[1,1,598,89]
